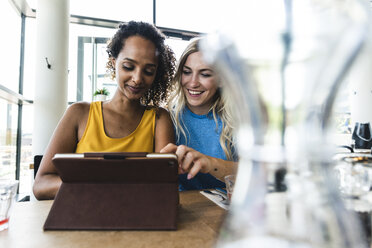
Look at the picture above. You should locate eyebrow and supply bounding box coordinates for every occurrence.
[183,65,214,73]
[123,57,157,67]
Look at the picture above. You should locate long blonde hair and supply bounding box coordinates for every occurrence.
[168,38,236,160]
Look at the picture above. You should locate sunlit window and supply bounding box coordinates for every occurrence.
[0,100,18,180]
[27,0,153,23]
[0,1,21,93]
[156,0,225,33]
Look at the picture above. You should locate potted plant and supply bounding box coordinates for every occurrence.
[93,88,110,101]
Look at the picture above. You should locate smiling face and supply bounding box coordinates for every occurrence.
[113,35,158,102]
[181,51,219,115]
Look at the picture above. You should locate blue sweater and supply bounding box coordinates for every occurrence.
[177,107,229,190]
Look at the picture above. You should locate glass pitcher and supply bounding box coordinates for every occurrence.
[201,0,372,247]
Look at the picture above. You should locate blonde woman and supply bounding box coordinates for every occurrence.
[161,38,237,190]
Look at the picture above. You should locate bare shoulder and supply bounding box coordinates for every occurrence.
[154,106,170,119]
[153,107,173,129]
[153,107,175,150]
[62,101,91,124]
[67,101,91,114]
[63,102,90,119]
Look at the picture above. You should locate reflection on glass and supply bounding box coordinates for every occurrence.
[202,0,371,247]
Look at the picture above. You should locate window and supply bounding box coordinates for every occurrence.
[23,18,36,100]
[0,1,32,194]
[70,0,153,23]
[0,99,18,180]
[20,104,34,194]
[0,1,21,92]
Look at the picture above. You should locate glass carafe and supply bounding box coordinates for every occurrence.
[201,0,372,247]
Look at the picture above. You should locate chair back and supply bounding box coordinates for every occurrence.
[34,155,43,178]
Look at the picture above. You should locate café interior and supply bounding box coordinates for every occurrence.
[2,0,372,247]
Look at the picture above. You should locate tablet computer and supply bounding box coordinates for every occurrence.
[43,152,179,230]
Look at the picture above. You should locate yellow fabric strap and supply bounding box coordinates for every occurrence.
[76,101,155,153]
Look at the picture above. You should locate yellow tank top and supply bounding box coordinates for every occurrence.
[75,101,155,153]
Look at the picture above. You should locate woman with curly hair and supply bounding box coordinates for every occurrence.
[161,38,237,190]
[33,21,176,200]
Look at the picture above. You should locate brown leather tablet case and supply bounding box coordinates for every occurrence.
[43,152,179,230]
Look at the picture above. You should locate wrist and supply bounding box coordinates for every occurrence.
[208,156,221,174]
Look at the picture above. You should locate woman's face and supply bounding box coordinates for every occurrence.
[113,35,158,102]
[181,51,219,115]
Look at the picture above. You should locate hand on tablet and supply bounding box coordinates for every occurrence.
[160,143,238,181]
[160,143,214,179]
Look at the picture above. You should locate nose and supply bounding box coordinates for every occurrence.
[189,73,199,88]
[131,69,142,85]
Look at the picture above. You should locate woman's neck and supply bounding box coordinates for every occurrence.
[106,92,144,115]
[186,104,211,116]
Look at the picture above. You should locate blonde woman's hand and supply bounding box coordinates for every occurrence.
[160,143,213,179]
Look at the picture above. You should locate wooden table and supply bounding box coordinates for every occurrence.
[0,190,226,248]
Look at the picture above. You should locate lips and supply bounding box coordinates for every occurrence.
[128,85,144,94]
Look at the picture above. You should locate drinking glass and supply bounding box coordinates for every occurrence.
[0,180,19,231]
[224,175,236,202]
[335,162,372,197]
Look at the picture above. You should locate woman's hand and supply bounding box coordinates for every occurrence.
[160,143,237,180]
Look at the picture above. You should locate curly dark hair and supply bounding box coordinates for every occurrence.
[106,21,176,107]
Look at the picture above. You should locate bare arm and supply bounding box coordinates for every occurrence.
[33,103,89,200]
[154,108,175,152]
[160,143,237,181]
